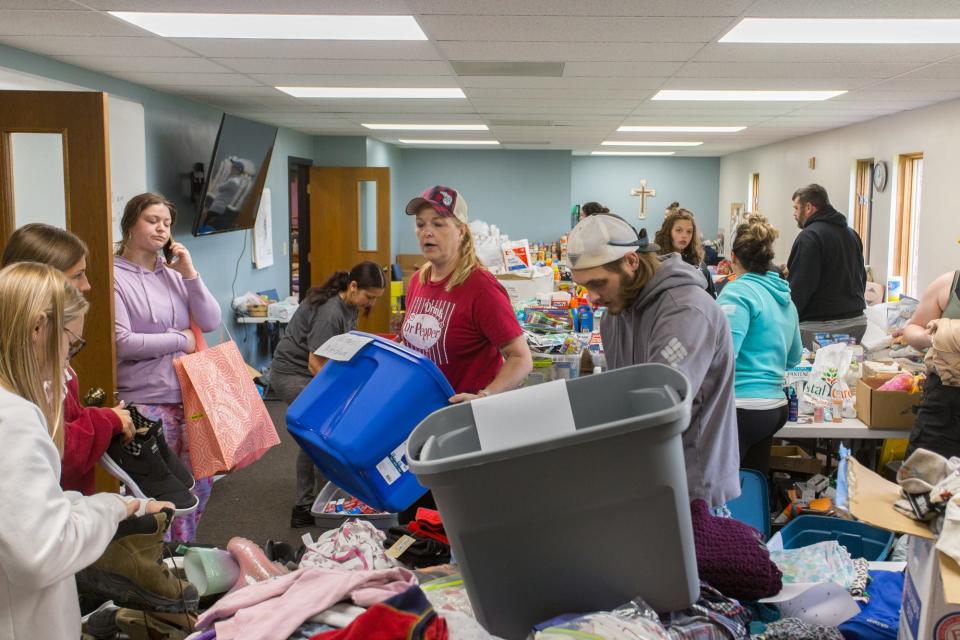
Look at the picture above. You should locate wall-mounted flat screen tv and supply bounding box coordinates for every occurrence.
[192,113,278,236]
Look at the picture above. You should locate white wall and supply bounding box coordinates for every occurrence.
[719,97,960,294]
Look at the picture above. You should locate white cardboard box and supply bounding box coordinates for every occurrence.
[900,537,960,640]
[495,267,553,304]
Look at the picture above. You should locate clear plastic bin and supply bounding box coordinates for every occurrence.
[407,363,698,638]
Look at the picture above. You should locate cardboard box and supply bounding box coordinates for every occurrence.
[863,360,899,379]
[845,458,960,639]
[856,373,920,429]
[495,267,554,304]
[769,445,822,475]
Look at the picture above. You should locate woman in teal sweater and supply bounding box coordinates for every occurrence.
[717,214,803,475]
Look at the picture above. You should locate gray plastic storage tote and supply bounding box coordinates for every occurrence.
[407,363,699,639]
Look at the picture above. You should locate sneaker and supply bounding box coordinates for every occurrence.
[83,601,120,639]
[128,406,196,491]
[77,510,200,614]
[100,433,198,515]
[290,504,315,528]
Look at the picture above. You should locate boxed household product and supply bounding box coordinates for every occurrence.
[310,482,398,532]
[855,372,921,429]
[501,239,532,272]
[496,266,553,304]
[863,360,900,379]
[844,458,960,640]
[769,445,822,475]
[407,364,698,638]
[267,297,298,321]
[286,332,454,512]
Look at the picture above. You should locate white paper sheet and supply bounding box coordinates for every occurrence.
[471,379,577,452]
[314,333,373,361]
[253,187,273,269]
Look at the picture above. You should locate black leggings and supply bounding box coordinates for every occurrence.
[737,405,789,477]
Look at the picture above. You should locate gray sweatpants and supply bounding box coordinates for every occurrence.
[271,371,326,509]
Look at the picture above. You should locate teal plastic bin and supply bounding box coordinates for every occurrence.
[728,469,771,540]
[779,515,895,561]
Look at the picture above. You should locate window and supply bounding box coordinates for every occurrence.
[893,153,923,296]
[748,173,760,212]
[853,159,873,263]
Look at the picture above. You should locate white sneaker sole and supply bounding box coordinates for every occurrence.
[99,453,199,516]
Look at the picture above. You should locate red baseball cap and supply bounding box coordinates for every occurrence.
[405,185,468,223]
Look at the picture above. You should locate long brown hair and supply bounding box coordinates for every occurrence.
[117,192,177,255]
[1,223,88,272]
[0,263,88,455]
[417,219,483,292]
[655,208,705,266]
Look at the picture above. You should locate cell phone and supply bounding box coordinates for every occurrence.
[163,238,174,264]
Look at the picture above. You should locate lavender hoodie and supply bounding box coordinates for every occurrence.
[114,255,222,404]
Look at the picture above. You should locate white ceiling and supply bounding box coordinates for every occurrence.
[5,0,960,154]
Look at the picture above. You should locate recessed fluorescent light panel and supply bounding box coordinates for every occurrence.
[278,87,465,99]
[591,151,675,156]
[652,90,845,101]
[602,141,702,147]
[617,125,746,133]
[722,18,960,44]
[399,139,499,145]
[109,12,427,40]
[363,123,488,131]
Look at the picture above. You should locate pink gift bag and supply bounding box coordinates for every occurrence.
[174,340,279,479]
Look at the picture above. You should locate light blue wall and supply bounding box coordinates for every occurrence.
[365,138,403,257]
[314,136,366,167]
[571,156,721,240]
[0,43,315,368]
[394,149,573,255]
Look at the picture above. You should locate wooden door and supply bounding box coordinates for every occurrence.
[309,167,391,333]
[0,90,117,491]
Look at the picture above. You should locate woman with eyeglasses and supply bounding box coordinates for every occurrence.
[1,224,136,496]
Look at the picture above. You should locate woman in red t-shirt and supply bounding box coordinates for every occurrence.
[401,185,532,402]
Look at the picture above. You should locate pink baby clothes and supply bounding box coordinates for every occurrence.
[197,566,417,640]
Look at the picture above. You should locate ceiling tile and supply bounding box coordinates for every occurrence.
[53,55,231,73]
[409,0,751,16]
[694,43,960,64]
[0,9,148,36]
[744,0,960,18]
[677,61,923,79]
[437,41,703,62]
[213,58,452,75]
[168,39,442,60]
[250,74,457,87]
[563,61,684,77]
[83,0,411,13]
[0,0,79,7]
[109,71,262,86]
[420,15,731,42]
[0,34,192,56]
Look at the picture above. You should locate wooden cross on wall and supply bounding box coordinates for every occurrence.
[630,179,656,219]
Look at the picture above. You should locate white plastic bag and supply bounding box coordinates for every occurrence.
[804,343,856,417]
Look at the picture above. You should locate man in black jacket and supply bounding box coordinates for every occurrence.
[787,184,867,349]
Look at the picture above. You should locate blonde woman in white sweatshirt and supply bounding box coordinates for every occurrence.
[0,263,172,640]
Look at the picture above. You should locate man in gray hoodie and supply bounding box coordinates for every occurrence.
[568,214,740,507]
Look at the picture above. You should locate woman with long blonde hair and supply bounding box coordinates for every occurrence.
[0,263,170,638]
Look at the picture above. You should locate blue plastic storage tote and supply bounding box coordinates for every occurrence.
[779,515,895,561]
[286,331,454,513]
[728,469,771,540]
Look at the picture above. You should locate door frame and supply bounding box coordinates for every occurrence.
[0,90,116,399]
[288,155,312,300]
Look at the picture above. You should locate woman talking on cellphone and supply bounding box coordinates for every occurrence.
[114,192,221,542]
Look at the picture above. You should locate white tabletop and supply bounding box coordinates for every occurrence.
[235,316,288,324]
[775,417,910,440]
